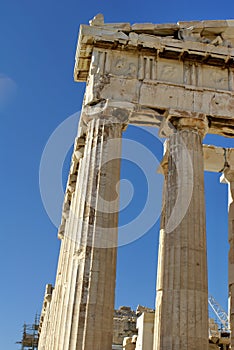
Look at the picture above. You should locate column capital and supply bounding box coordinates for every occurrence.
[82,100,130,129]
[221,168,234,183]
[220,149,234,183]
[159,110,208,138]
[172,116,209,137]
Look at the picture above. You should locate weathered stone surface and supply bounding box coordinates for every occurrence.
[123,337,136,350]
[75,17,234,83]
[154,118,209,350]
[38,284,53,350]
[39,113,125,350]
[113,307,137,345]
[208,344,220,350]
[74,16,234,137]
[221,168,234,348]
[136,311,154,350]
[39,15,234,350]
[81,50,234,136]
[159,144,234,174]
[209,318,219,345]
[204,146,234,172]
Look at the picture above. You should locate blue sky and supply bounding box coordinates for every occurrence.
[1,0,234,348]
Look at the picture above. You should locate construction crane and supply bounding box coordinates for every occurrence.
[208,294,230,332]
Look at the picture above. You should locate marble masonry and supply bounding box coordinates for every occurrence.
[38,15,234,350]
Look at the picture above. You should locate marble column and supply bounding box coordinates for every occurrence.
[39,111,126,350]
[154,147,168,350]
[38,285,53,349]
[154,117,209,350]
[222,168,234,347]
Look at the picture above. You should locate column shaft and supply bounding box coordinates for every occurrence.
[154,127,208,350]
[225,171,234,347]
[39,116,123,350]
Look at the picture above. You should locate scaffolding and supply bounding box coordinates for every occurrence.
[16,314,39,350]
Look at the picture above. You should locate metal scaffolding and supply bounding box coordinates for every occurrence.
[16,314,39,350]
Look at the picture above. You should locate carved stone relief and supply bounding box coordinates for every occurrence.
[201,65,229,90]
[110,52,138,78]
[157,58,184,84]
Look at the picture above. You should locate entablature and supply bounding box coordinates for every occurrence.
[74,17,234,138]
[74,16,234,82]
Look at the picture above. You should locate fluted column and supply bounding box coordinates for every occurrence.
[222,168,234,347]
[38,285,53,349]
[39,111,126,350]
[154,117,209,350]
[154,146,168,350]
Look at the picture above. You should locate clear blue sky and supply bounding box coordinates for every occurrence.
[1,1,234,348]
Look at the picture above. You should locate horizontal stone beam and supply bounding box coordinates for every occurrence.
[203,145,234,172]
[203,145,234,173]
[81,47,234,137]
[159,143,234,173]
[83,95,234,138]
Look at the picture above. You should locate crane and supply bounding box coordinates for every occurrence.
[208,294,230,332]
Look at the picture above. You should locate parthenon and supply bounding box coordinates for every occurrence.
[38,15,234,350]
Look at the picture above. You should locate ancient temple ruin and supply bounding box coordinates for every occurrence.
[38,16,234,350]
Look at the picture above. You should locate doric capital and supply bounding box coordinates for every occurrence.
[173,116,209,137]
[82,100,129,129]
[220,148,234,183]
[222,169,234,183]
[159,110,208,138]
